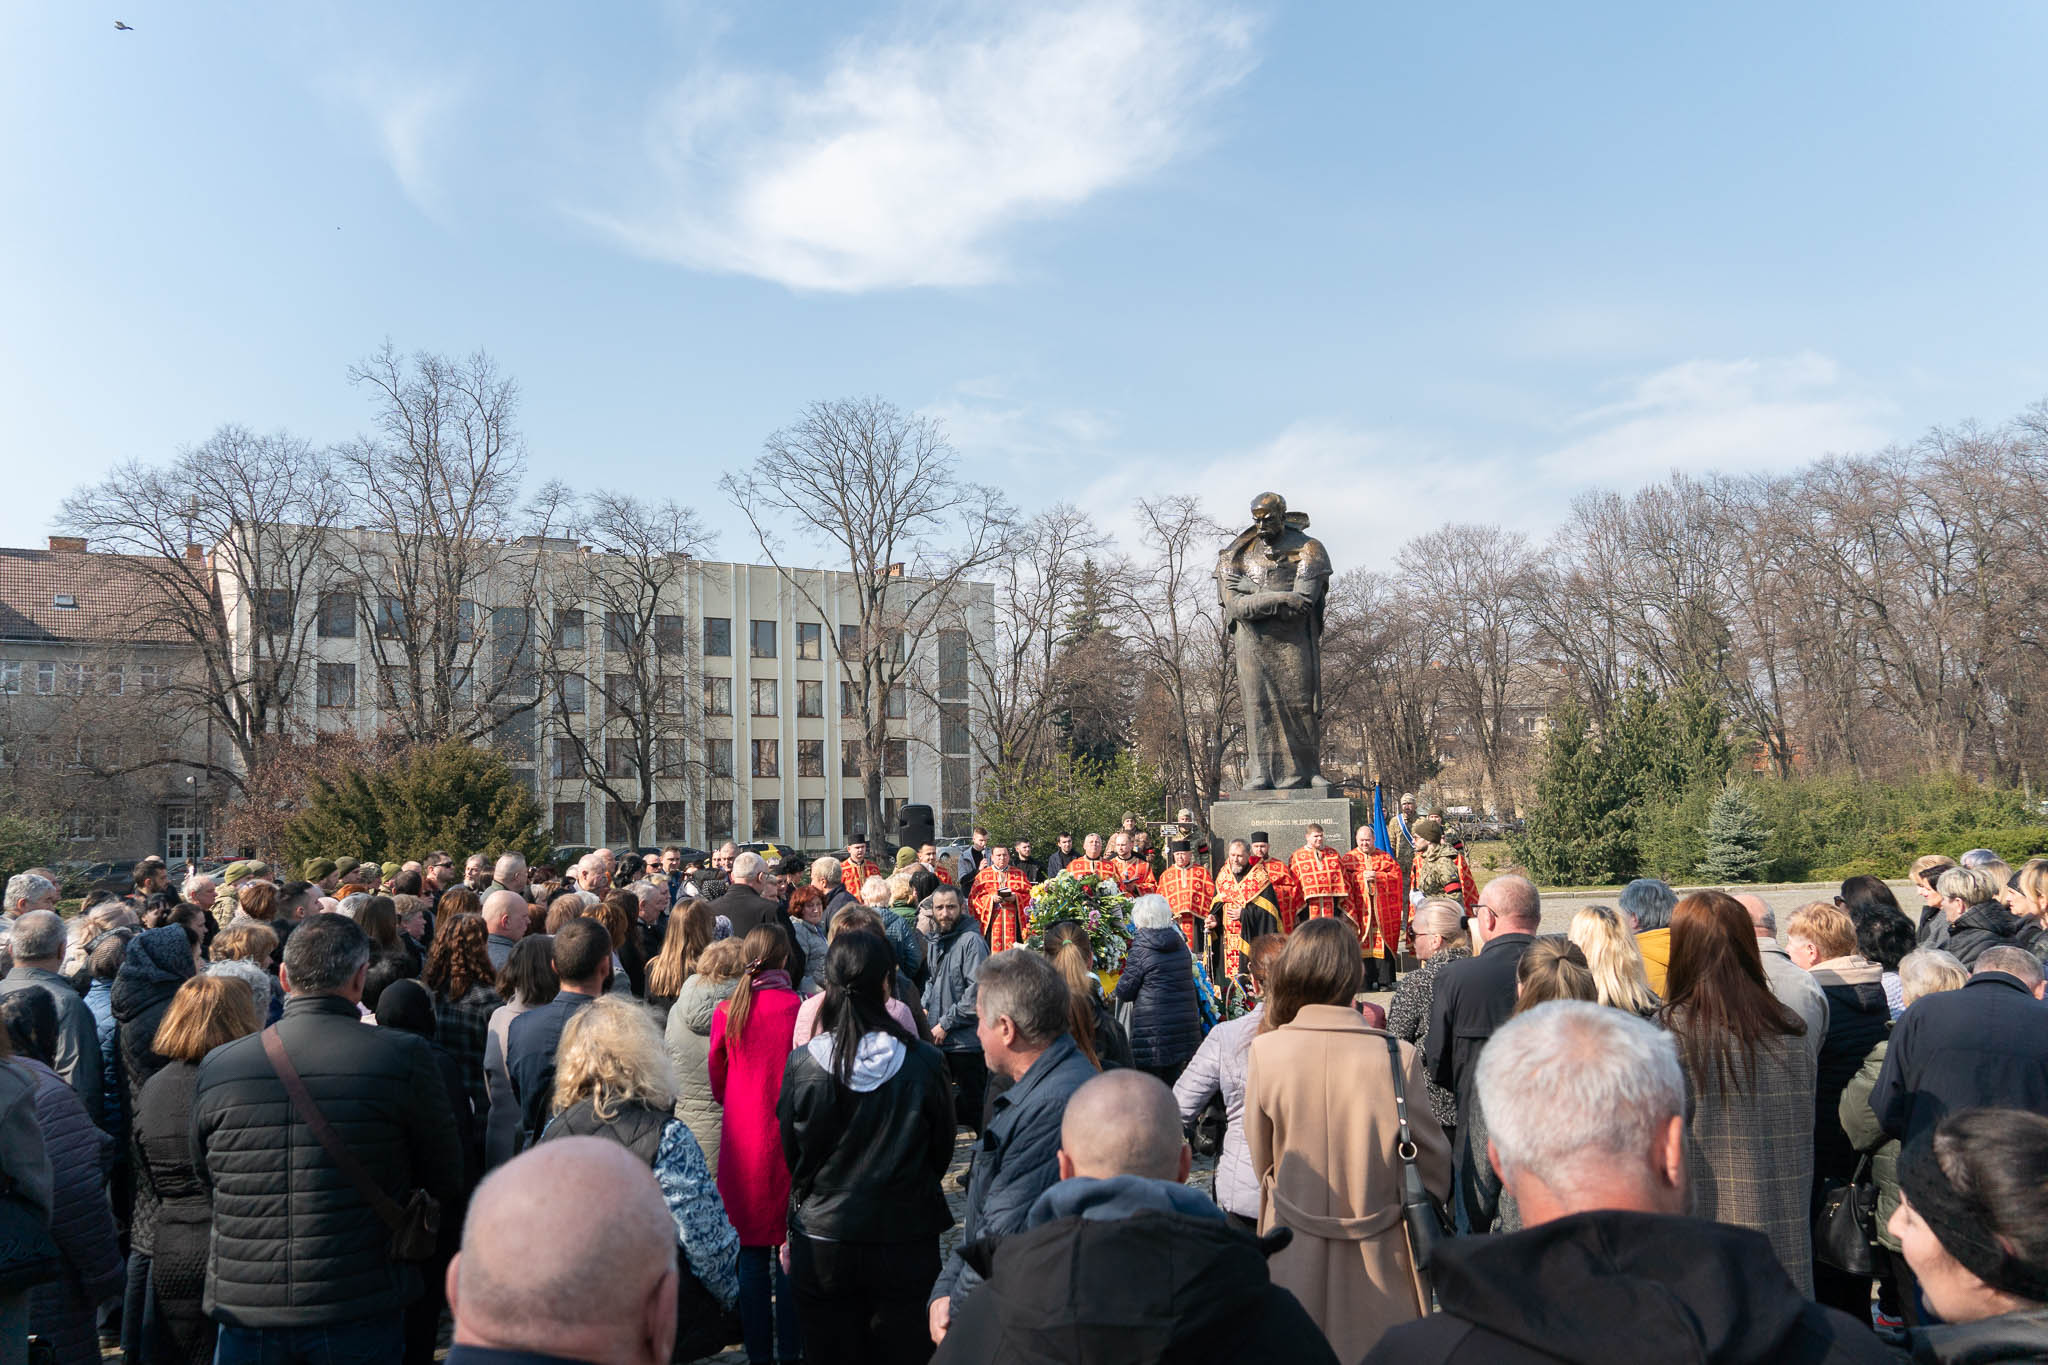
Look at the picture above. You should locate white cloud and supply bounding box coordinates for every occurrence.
[587,1,1259,291]
[338,70,471,217]
[1540,352,1893,482]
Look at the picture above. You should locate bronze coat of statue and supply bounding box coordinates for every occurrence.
[1217,492,1333,791]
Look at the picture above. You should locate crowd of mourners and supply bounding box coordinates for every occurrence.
[1,833,2047,1365]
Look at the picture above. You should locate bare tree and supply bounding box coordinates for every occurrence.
[719,397,1014,839]
[1321,569,1446,797]
[58,425,347,787]
[1124,496,1239,819]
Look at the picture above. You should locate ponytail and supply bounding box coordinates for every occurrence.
[724,923,787,1038]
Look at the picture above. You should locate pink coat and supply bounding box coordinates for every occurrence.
[708,972,802,1245]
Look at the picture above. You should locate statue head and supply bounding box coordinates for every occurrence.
[1251,492,1288,546]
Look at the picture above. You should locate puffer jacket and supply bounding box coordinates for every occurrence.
[1840,1040,1901,1253]
[778,1030,955,1243]
[1114,926,1201,1071]
[882,905,926,988]
[191,994,463,1328]
[133,1059,218,1362]
[1942,900,2044,967]
[112,923,198,1103]
[666,973,738,1177]
[1809,957,1890,1185]
[791,915,829,995]
[85,978,126,1145]
[923,919,989,1053]
[23,1056,123,1365]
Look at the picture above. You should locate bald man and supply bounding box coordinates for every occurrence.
[932,1071,1336,1363]
[1736,892,1828,1063]
[447,1137,678,1365]
[482,889,530,971]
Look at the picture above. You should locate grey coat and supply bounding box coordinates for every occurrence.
[0,966,104,1127]
[480,998,538,1172]
[922,921,989,1053]
[666,973,738,1178]
[1757,939,1828,1070]
[1173,1005,1263,1217]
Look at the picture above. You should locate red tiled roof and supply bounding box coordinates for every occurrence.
[0,548,191,645]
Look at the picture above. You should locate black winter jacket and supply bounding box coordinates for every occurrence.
[1873,972,2048,1146]
[1810,961,1892,1185]
[716,885,807,983]
[191,994,464,1328]
[777,1031,954,1242]
[133,1059,217,1361]
[1909,1307,2048,1362]
[112,923,198,1104]
[934,1176,1336,1365]
[1363,1210,1900,1365]
[1942,901,2044,968]
[1114,926,1201,1070]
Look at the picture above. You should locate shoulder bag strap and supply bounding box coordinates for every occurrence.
[262,1026,405,1233]
[1382,1027,1417,1159]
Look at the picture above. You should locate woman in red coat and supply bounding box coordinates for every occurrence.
[710,923,805,1364]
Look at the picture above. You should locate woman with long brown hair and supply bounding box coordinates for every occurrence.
[424,912,502,1147]
[645,899,715,1015]
[1246,918,1451,1359]
[707,923,803,1364]
[1659,889,1816,1293]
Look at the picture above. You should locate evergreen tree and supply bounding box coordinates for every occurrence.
[1512,695,1636,885]
[1049,558,1132,764]
[281,739,550,867]
[1697,784,1771,883]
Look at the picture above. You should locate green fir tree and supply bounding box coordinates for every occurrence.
[1696,784,1772,883]
[1512,694,1636,885]
[281,739,550,868]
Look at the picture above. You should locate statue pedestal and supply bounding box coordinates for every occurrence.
[1209,794,1352,867]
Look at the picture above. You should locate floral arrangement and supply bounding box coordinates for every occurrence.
[1024,872,1135,971]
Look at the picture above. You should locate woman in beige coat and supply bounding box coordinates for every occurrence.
[1247,918,1452,1360]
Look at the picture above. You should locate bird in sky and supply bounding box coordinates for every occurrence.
[114,20,134,29]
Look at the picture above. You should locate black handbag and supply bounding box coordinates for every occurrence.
[1813,1155,1877,1276]
[0,1169,62,1296]
[671,1253,742,1362]
[1383,1030,1450,1289]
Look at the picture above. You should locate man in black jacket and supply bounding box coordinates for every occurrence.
[718,852,806,982]
[1367,1002,1897,1365]
[1873,951,2048,1147]
[192,913,463,1360]
[506,918,614,1144]
[934,1069,1336,1364]
[1423,873,1538,1230]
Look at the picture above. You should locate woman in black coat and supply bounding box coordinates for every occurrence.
[132,975,263,1363]
[1113,894,1203,1086]
[111,922,201,1102]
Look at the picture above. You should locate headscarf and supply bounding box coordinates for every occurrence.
[1899,1129,2048,1303]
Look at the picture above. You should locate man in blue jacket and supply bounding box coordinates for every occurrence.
[927,949,1095,1347]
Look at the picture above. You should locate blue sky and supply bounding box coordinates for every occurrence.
[4,1,2046,571]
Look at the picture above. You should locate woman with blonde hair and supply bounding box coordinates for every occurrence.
[1247,918,1451,1359]
[645,899,715,1015]
[540,994,740,1353]
[1568,904,1659,1016]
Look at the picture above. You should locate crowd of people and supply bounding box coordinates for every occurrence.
[2,829,2047,1364]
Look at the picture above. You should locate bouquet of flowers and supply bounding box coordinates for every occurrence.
[1024,872,1135,971]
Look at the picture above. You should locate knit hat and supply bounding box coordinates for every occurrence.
[333,856,359,876]
[220,860,269,888]
[380,862,401,880]
[337,862,375,889]
[302,857,337,882]
[1413,817,1444,844]
[895,847,920,871]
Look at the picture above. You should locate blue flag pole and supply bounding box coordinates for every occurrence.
[1372,782,1391,853]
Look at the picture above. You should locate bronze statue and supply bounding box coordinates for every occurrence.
[1217,492,1333,790]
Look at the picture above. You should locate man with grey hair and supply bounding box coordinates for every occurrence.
[1958,847,2002,869]
[1736,893,1828,1064]
[1619,877,1678,994]
[1873,932,2048,1147]
[934,1069,1338,1364]
[463,852,492,893]
[718,850,806,982]
[447,1137,679,1365]
[928,949,1096,1345]
[0,907,105,1122]
[489,851,528,896]
[3,870,58,927]
[1974,945,2046,998]
[181,871,219,914]
[1366,1002,1895,1364]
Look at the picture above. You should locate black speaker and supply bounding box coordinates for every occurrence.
[896,803,935,851]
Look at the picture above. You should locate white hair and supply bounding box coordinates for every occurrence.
[494,852,528,881]
[336,892,371,920]
[813,856,843,885]
[1898,948,1967,1004]
[1477,1001,1683,1199]
[208,958,274,1016]
[860,875,890,908]
[730,851,766,884]
[1130,893,1173,931]
[181,873,218,900]
[4,873,56,915]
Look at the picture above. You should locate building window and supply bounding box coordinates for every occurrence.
[138,663,167,691]
[884,739,909,777]
[316,662,355,709]
[456,600,478,645]
[886,684,907,720]
[33,661,55,695]
[707,738,733,778]
[797,739,824,778]
[492,607,537,698]
[842,799,868,840]
[796,679,823,718]
[656,801,688,842]
[553,801,586,844]
[604,673,634,714]
[604,611,636,653]
[655,614,687,655]
[703,617,731,657]
[374,596,405,639]
[938,628,969,700]
[0,661,18,694]
[656,738,685,775]
[706,800,734,841]
[839,623,859,659]
[750,678,778,717]
[840,681,858,719]
[558,673,586,715]
[258,588,293,633]
[101,664,124,696]
[749,620,776,658]
[884,796,905,830]
[317,591,355,638]
[751,799,780,839]
[703,676,732,716]
[940,701,969,756]
[605,738,636,779]
[841,740,861,778]
[943,756,971,833]
[553,607,584,649]
[751,739,779,778]
[799,797,825,839]
[552,737,579,779]
[605,801,638,847]
[796,622,822,661]
[492,707,535,763]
